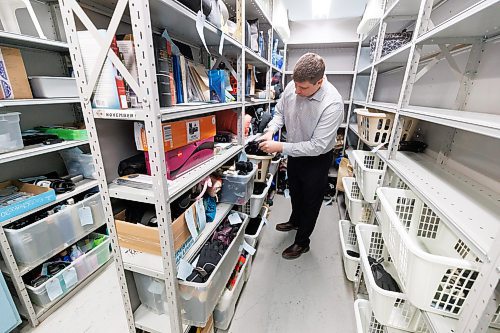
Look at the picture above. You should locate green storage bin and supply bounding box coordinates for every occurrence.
[37,127,88,141]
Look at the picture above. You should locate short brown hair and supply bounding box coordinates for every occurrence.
[292,53,325,84]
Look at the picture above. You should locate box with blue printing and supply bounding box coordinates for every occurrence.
[0,180,56,223]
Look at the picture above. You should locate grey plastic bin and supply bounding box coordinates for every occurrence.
[219,166,257,205]
[133,211,249,327]
[5,193,105,266]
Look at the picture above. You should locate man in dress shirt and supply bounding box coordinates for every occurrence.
[259,53,344,259]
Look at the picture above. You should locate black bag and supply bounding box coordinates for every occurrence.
[186,240,225,282]
[370,30,413,60]
[368,256,401,292]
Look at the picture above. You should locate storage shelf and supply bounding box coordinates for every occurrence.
[121,203,233,279]
[0,98,80,107]
[340,123,348,129]
[93,102,243,121]
[357,64,372,74]
[384,0,422,17]
[416,1,500,44]
[361,22,380,47]
[374,43,412,73]
[378,150,500,261]
[348,123,359,137]
[108,144,243,203]
[245,0,272,25]
[33,259,112,320]
[245,99,272,107]
[245,47,271,68]
[285,70,355,75]
[272,65,283,73]
[0,140,89,164]
[245,133,262,145]
[0,31,69,52]
[353,100,398,113]
[286,41,359,49]
[0,179,99,228]
[134,304,190,333]
[400,105,500,139]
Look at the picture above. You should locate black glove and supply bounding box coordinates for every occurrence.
[368,256,401,292]
[186,240,225,283]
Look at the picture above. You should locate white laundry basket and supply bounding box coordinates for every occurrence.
[356,223,421,331]
[240,173,273,218]
[352,150,385,203]
[244,206,268,249]
[338,220,360,282]
[377,187,482,318]
[355,109,395,147]
[342,177,373,224]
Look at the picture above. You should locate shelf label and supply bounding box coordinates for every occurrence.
[46,278,63,301]
[177,259,194,281]
[241,240,256,255]
[94,109,137,119]
[63,267,78,289]
[195,199,206,232]
[185,206,199,239]
[228,212,242,225]
[78,206,94,226]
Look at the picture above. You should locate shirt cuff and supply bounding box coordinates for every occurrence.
[282,142,293,156]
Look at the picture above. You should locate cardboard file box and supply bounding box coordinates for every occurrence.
[0,47,33,99]
[0,181,56,222]
[145,137,215,180]
[134,115,216,152]
[115,200,201,263]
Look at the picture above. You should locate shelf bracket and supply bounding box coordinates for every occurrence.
[438,44,464,81]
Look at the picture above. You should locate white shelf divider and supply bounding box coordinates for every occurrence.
[0,140,89,165]
[0,98,80,107]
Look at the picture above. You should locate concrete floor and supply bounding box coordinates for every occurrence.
[23,195,355,333]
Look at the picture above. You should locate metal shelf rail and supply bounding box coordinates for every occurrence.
[347,1,500,332]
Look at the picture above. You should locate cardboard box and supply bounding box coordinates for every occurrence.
[134,115,216,152]
[0,180,56,222]
[115,200,202,263]
[0,47,33,99]
[145,137,215,180]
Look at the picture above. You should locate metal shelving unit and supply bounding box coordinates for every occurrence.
[55,0,286,331]
[0,3,107,328]
[349,1,500,332]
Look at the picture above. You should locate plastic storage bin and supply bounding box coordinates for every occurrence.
[338,220,360,282]
[356,223,420,331]
[5,193,105,266]
[268,157,281,176]
[244,206,268,248]
[25,233,110,307]
[354,299,408,333]
[247,154,273,182]
[241,173,273,218]
[355,108,395,146]
[0,112,23,153]
[377,187,482,318]
[352,150,385,203]
[134,212,249,327]
[0,271,21,332]
[219,166,257,205]
[28,76,79,98]
[213,258,249,330]
[342,177,373,225]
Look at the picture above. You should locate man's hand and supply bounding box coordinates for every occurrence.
[258,131,274,142]
[259,140,283,154]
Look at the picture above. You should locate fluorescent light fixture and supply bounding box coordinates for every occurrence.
[312,0,332,19]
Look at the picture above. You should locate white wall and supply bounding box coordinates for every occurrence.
[287,18,360,44]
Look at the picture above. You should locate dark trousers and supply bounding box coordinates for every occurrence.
[287,150,333,247]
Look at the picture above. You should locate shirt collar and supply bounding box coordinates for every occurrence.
[308,82,325,102]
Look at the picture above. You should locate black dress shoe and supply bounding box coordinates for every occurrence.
[275,222,298,232]
[282,243,310,260]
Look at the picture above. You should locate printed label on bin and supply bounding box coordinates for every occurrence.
[186,120,200,143]
[195,199,206,232]
[177,259,194,280]
[184,206,198,239]
[46,278,63,301]
[78,206,94,226]
[241,240,256,255]
[63,267,78,289]
[228,212,242,225]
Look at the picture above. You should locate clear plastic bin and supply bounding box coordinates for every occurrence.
[338,220,360,282]
[352,150,385,203]
[134,212,250,327]
[0,112,23,153]
[5,193,105,266]
[25,233,110,307]
[28,76,78,98]
[248,154,273,182]
[268,157,281,176]
[213,258,249,330]
[240,173,272,218]
[356,223,420,331]
[244,206,268,248]
[219,166,257,205]
[377,187,482,318]
[342,177,373,225]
